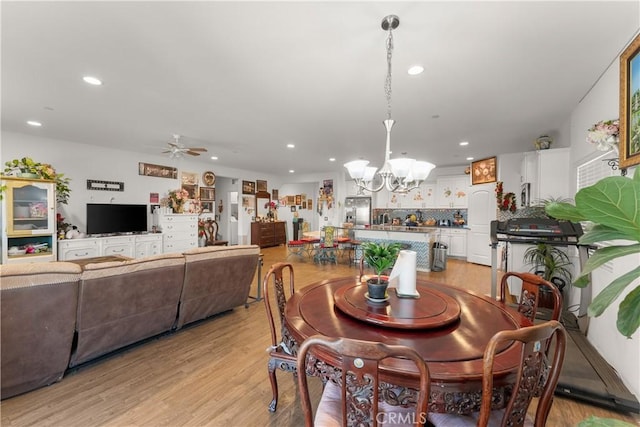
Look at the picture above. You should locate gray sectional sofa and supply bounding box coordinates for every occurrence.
[1,245,260,399]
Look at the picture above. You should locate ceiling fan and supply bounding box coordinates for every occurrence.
[163,134,207,158]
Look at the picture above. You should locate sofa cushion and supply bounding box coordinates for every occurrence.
[177,245,259,329]
[1,263,81,399]
[70,253,185,367]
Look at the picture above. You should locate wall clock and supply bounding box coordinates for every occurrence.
[202,171,216,186]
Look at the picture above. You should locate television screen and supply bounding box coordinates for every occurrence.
[86,203,148,235]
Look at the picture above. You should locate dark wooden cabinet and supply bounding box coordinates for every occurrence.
[251,221,286,248]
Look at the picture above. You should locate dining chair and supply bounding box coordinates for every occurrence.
[500,272,563,322]
[314,226,338,264]
[429,320,567,427]
[262,262,298,412]
[204,219,228,246]
[297,335,431,427]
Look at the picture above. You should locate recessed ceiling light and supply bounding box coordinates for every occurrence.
[26,120,42,127]
[289,169,295,173]
[210,156,218,160]
[408,65,424,75]
[287,144,295,149]
[466,157,474,161]
[83,76,103,85]
[329,158,336,162]
[459,141,469,146]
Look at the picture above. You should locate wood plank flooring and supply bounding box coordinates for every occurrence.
[1,246,638,426]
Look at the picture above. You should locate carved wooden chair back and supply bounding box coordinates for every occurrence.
[297,335,431,427]
[500,272,563,322]
[479,320,566,427]
[322,226,336,247]
[262,262,297,412]
[429,320,566,427]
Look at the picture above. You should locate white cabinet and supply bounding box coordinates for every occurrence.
[520,148,570,204]
[1,176,57,264]
[58,238,101,261]
[135,234,163,258]
[101,235,135,258]
[58,234,164,260]
[434,228,467,258]
[154,213,198,254]
[436,175,469,208]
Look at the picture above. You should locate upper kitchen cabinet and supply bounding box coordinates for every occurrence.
[521,148,570,204]
[375,181,437,208]
[436,175,470,208]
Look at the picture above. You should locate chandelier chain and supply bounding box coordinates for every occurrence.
[385,26,394,120]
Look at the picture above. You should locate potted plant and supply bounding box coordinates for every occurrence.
[522,242,573,304]
[545,167,640,338]
[2,157,71,204]
[361,241,401,300]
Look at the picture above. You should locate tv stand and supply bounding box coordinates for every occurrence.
[58,233,162,261]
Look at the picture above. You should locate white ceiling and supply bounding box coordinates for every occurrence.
[2,1,639,177]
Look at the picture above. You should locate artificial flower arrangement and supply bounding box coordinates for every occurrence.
[3,157,71,204]
[495,181,517,212]
[265,200,279,210]
[167,188,190,213]
[586,119,619,151]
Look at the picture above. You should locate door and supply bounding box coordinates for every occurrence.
[467,183,496,266]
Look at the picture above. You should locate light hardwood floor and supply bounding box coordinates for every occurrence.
[1,246,638,426]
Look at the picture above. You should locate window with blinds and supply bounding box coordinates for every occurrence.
[576,152,618,190]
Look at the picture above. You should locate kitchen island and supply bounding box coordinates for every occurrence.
[340,225,462,272]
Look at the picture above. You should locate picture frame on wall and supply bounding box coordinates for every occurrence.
[295,195,302,205]
[620,32,640,170]
[201,201,214,213]
[200,187,215,200]
[287,195,295,204]
[272,189,279,200]
[290,206,296,212]
[242,180,255,195]
[307,199,313,210]
[138,162,178,179]
[256,180,268,192]
[470,156,497,185]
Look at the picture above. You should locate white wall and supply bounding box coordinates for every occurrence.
[563,34,640,399]
[1,131,284,243]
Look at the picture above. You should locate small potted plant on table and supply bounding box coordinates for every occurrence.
[361,241,402,301]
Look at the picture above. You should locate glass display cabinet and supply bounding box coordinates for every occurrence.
[1,176,57,263]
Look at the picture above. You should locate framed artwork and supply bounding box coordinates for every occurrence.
[307,199,313,210]
[302,201,307,209]
[620,33,640,169]
[182,184,197,199]
[202,171,216,186]
[272,189,279,200]
[242,180,255,195]
[200,187,215,200]
[256,180,268,192]
[279,197,287,207]
[181,171,198,185]
[201,201,214,213]
[290,206,296,212]
[287,195,295,204]
[138,162,177,179]
[295,195,302,206]
[470,157,497,185]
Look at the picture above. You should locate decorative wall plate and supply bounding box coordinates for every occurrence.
[203,171,216,186]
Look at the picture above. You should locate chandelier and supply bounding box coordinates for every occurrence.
[344,15,435,194]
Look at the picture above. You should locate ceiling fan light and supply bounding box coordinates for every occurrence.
[344,160,370,179]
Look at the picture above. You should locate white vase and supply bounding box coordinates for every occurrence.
[596,136,619,152]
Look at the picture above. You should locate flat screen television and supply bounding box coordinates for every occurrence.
[86,203,148,235]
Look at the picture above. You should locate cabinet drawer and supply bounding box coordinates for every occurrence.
[60,246,100,260]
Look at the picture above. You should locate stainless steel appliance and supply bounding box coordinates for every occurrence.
[521,182,531,207]
[344,197,371,226]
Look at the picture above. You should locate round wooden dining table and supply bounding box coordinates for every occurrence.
[284,276,533,414]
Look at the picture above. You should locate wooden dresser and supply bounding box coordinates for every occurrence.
[251,221,286,248]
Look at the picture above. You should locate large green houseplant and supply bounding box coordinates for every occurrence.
[545,168,640,338]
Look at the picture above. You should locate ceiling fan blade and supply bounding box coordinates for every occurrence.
[188,147,207,152]
[186,151,201,156]
[167,142,180,148]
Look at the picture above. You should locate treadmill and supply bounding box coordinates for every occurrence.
[490,218,639,413]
